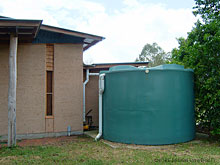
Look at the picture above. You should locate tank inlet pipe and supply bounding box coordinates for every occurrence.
[95,73,105,141]
[83,69,99,122]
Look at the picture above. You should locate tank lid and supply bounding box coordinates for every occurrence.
[150,64,184,69]
[109,65,140,72]
[105,64,193,74]
[148,64,193,72]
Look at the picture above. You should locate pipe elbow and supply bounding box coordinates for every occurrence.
[95,133,102,141]
[99,88,104,94]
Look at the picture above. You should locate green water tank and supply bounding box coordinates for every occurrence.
[102,64,195,145]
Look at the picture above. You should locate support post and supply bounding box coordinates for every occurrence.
[8,34,18,147]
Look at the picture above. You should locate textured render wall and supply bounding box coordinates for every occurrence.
[54,44,83,132]
[16,44,46,134]
[0,44,46,136]
[0,45,9,135]
[85,76,99,126]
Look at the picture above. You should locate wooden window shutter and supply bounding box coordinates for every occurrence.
[46,44,54,71]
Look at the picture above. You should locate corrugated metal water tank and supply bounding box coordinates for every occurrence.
[102,64,195,145]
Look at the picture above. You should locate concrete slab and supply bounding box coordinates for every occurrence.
[84,130,98,139]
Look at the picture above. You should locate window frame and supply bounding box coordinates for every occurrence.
[46,70,54,118]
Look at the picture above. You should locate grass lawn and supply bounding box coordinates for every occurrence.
[0,135,219,164]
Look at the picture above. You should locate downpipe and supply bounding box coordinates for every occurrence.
[95,73,105,141]
[83,69,89,122]
[83,69,99,122]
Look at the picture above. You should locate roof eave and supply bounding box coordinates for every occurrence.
[40,24,104,41]
[0,19,43,42]
[0,17,104,49]
[40,24,105,51]
[0,19,42,28]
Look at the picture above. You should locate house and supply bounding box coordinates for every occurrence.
[0,16,104,143]
[83,62,149,128]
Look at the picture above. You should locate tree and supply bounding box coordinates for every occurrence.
[172,0,220,135]
[193,0,220,22]
[136,42,170,67]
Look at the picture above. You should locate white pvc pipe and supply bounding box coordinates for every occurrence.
[83,70,99,122]
[89,73,99,76]
[83,69,89,122]
[95,73,105,141]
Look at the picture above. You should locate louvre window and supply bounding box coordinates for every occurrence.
[46,44,54,116]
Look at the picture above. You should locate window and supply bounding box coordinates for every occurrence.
[46,44,54,117]
[46,71,53,116]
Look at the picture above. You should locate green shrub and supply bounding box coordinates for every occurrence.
[171,0,220,135]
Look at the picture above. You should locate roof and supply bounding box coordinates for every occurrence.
[0,18,42,42]
[40,24,104,51]
[92,62,149,65]
[0,16,11,18]
[84,62,149,71]
[0,16,104,51]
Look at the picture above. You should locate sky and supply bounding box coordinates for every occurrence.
[0,0,198,64]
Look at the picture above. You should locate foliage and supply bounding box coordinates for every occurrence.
[0,135,220,164]
[136,42,170,67]
[171,0,220,135]
[193,0,220,22]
